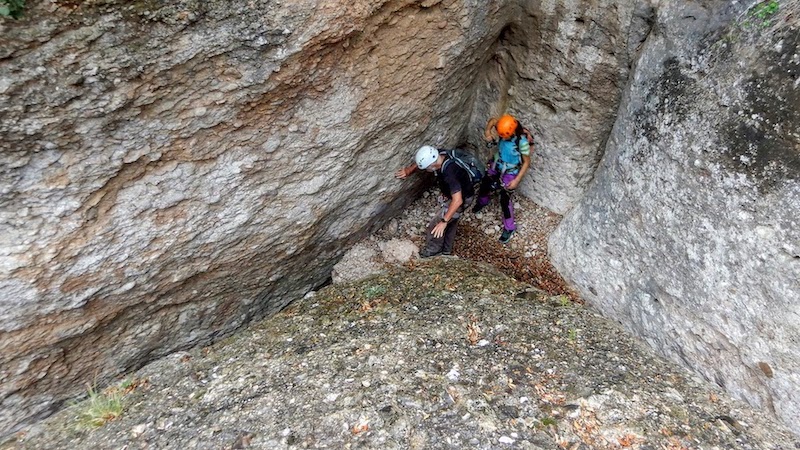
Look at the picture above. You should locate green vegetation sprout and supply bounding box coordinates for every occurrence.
[568,328,578,342]
[364,285,387,299]
[76,384,125,429]
[0,0,25,19]
[540,416,557,427]
[754,0,780,19]
[744,0,781,28]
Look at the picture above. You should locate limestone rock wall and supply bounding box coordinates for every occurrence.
[550,0,800,434]
[0,0,644,435]
[0,0,665,436]
[0,0,514,435]
[464,1,652,214]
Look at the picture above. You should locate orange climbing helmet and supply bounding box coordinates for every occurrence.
[496,114,518,140]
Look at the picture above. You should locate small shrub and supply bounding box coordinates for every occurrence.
[753,0,780,19]
[76,384,125,429]
[540,416,557,427]
[363,285,387,299]
[568,328,578,342]
[0,0,25,19]
[743,0,781,28]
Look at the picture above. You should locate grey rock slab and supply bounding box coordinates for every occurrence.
[550,0,800,435]
[6,259,795,449]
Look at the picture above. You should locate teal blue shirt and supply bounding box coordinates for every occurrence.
[495,136,530,174]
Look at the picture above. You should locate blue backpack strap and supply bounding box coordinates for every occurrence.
[440,150,451,172]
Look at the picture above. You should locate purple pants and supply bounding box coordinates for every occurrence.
[475,168,518,231]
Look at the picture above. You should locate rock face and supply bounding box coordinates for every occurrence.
[464,1,651,214]
[0,0,643,436]
[550,0,800,435]
[7,259,798,449]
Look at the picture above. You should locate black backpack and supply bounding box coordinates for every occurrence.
[441,149,486,185]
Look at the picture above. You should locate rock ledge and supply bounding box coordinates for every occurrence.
[7,258,796,449]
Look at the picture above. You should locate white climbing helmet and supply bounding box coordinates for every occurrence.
[415,145,439,170]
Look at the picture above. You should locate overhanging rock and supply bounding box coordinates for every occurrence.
[0,0,642,436]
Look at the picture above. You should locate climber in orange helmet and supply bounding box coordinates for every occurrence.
[473,114,533,244]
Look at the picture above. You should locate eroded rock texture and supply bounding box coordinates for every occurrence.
[550,0,800,434]
[9,258,798,449]
[466,1,653,213]
[0,0,641,436]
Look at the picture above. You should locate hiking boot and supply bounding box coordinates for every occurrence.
[420,249,441,258]
[499,229,515,244]
[472,203,487,214]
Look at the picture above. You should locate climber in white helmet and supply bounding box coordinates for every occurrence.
[395,145,475,257]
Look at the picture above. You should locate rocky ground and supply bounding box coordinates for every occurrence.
[3,192,799,449]
[337,188,576,300]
